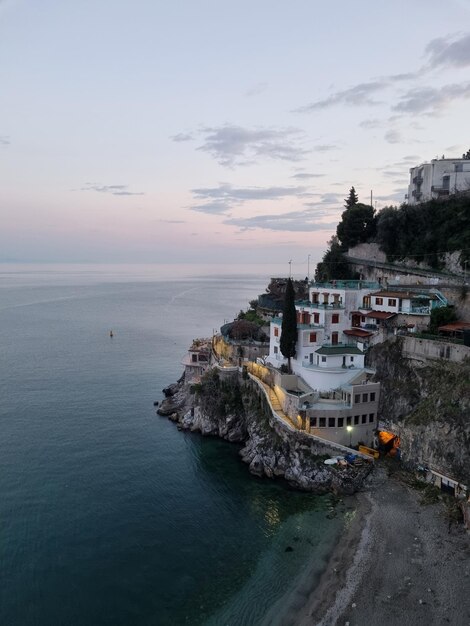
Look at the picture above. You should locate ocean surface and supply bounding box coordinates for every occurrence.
[0,264,345,626]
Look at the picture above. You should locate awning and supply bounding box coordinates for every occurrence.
[365,311,396,320]
[343,328,373,337]
[438,321,470,332]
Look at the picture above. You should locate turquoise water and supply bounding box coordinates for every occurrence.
[0,265,344,625]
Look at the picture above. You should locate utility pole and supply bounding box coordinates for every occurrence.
[307,254,311,283]
[370,189,373,208]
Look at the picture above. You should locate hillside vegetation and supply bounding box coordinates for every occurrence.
[315,189,470,280]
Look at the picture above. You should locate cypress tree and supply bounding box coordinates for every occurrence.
[344,186,358,208]
[280,278,297,373]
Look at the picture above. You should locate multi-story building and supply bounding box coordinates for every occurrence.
[181,339,211,382]
[407,155,470,205]
[264,279,449,448]
[267,280,380,383]
[265,280,381,447]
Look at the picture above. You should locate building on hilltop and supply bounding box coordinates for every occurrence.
[262,279,450,448]
[264,280,381,447]
[181,339,211,382]
[407,154,470,205]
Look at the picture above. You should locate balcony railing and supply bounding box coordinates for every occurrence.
[297,300,344,310]
[431,185,450,195]
[310,280,380,290]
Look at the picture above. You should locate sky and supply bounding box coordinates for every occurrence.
[1,0,470,272]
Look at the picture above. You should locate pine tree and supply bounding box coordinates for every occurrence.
[344,186,358,208]
[280,278,297,373]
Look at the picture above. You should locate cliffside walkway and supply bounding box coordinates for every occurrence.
[344,255,462,280]
[248,372,372,460]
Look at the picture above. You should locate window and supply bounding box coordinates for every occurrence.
[311,417,317,427]
[328,417,335,427]
[338,417,344,427]
[362,393,368,403]
[331,332,339,345]
[274,327,279,337]
[370,392,376,402]
[191,354,198,363]
[346,416,352,425]
[332,313,339,324]
[355,394,360,403]
[369,413,375,423]
[354,415,359,425]
[375,297,383,305]
[388,298,396,307]
[313,312,320,324]
[350,356,354,362]
[455,163,463,173]
[362,414,367,424]
[319,417,326,427]
[309,332,317,342]
[361,316,366,323]
[321,356,326,362]
[274,346,278,354]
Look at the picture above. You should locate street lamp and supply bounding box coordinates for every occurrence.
[346,425,353,447]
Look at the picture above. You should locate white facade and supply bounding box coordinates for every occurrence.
[408,157,470,204]
[265,280,383,448]
[267,281,380,391]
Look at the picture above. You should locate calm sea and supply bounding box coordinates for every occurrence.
[0,264,344,626]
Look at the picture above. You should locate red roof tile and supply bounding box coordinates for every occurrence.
[344,328,373,337]
[365,310,396,320]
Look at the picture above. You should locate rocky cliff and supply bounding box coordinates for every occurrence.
[158,369,372,495]
[368,338,470,484]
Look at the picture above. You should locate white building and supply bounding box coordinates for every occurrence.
[181,339,211,382]
[267,280,381,392]
[407,156,470,205]
[357,288,448,333]
[268,281,379,379]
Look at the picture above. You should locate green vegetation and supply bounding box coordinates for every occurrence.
[375,195,470,269]
[280,278,297,373]
[429,306,457,334]
[344,186,358,208]
[198,369,244,417]
[315,236,355,281]
[315,188,375,280]
[237,308,265,326]
[336,202,376,250]
[316,188,470,280]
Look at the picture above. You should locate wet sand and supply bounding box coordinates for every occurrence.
[289,466,470,626]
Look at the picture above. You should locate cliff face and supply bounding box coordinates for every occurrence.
[158,370,371,495]
[368,338,470,484]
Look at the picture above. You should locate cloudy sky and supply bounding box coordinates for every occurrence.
[1,0,470,270]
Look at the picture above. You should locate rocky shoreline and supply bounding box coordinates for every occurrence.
[158,370,373,495]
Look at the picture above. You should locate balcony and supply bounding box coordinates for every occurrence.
[297,300,344,310]
[310,280,380,290]
[302,361,359,374]
[431,185,450,196]
[412,175,423,184]
[412,190,422,199]
[298,323,324,330]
